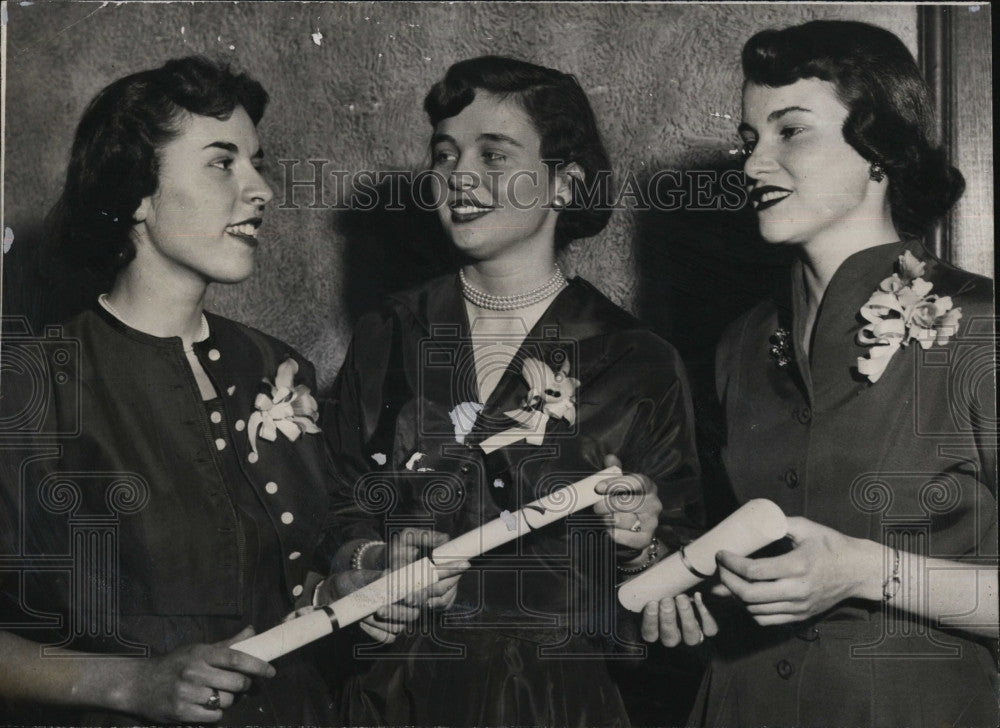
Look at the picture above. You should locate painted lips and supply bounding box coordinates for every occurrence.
[449,202,493,224]
[225,217,263,246]
[749,186,792,212]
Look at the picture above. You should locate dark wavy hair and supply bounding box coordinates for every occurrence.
[424,55,612,249]
[742,20,964,237]
[49,56,268,277]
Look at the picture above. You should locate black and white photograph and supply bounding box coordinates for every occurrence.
[0,2,996,726]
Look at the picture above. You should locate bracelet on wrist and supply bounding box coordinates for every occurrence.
[617,537,660,576]
[615,545,644,563]
[882,546,901,603]
[351,540,385,571]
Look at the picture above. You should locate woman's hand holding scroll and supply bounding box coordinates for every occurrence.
[716,516,876,626]
[327,528,468,643]
[114,627,274,724]
[594,454,662,556]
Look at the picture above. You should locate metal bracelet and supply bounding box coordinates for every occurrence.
[882,547,901,602]
[679,545,714,580]
[617,537,660,575]
[351,540,385,571]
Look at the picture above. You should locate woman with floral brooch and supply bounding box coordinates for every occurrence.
[643,20,997,727]
[320,56,704,727]
[0,57,339,724]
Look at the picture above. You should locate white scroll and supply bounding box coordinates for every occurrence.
[617,498,788,612]
[233,466,622,661]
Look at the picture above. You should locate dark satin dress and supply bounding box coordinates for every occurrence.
[694,241,998,727]
[322,275,704,727]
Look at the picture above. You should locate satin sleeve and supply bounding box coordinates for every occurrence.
[320,308,401,556]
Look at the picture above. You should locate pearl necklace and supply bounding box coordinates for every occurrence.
[98,294,209,353]
[459,266,566,311]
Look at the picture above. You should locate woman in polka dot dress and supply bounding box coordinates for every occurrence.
[0,57,338,725]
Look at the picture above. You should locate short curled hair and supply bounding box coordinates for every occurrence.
[424,55,612,249]
[50,56,268,276]
[743,20,964,237]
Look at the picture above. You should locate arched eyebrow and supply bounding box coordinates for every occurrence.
[478,133,523,148]
[429,132,524,148]
[738,105,814,135]
[202,141,265,159]
[204,141,239,153]
[430,133,456,147]
[767,105,812,121]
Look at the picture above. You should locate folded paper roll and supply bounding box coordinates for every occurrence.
[231,608,337,663]
[234,466,622,661]
[431,468,620,566]
[617,499,787,612]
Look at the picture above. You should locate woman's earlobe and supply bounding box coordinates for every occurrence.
[133,197,151,223]
[557,162,585,207]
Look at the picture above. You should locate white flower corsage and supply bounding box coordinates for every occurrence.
[856,250,963,383]
[247,358,321,459]
[449,401,485,444]
[479,357,579,454]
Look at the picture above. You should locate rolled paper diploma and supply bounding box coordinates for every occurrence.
[617,498,787,612]
[232,557,438,662]
[431,466,622,566]
[234,465,622,660]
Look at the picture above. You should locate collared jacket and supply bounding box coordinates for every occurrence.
[695,241,998,728]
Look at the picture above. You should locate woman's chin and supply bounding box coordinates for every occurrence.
[756,223,804,247]
[447,233,500,261]
[205,263,256,286]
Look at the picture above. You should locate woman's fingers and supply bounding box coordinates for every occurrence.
[137,629,272,724]
[359,618,397,643]
[641,601,660,642]
[709,581,734,598]
[611,528,652,551]
[693,592,719,637]
[425,582,459,610]
[717,549,802,582]
[433,559,471,580]
[751,613,800,627]
[374,603,420,624]
[718,562,810,605]
[675,594,705,645]
[196,663,256,695]
[387,528,452,570]
[745,600,809,616]
[206,642,275,680]
[657,597,684,647]
[602,511,655,549]
[192,686,236,711]
[640,594,717,647]
[427,570,466,594]
[209,628,275,678]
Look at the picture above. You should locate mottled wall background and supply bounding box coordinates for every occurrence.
[2,2,989,392]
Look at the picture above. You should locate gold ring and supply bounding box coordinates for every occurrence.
[204,689,221,711]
